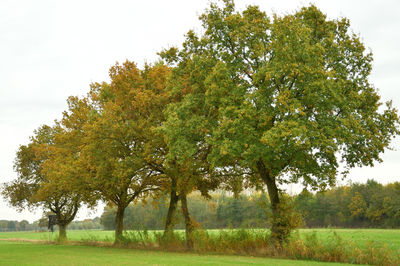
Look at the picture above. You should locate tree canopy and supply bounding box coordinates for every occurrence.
[160,0,399,242]
[81,61,170,242]
[2,122,91,241]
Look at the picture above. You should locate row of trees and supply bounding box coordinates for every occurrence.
[100,193,270,230]
[297,179,400,228]
[0,217,102,232]
[0,220,32,232]
[2,0,399,245]
[3,179,398,232]
[100,180,400,230]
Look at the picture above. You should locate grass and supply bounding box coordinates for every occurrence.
[1,228,399,265]
[2,228,400,249]
[300,228,400,250]
[0,240,351,265]
[0,230,114,241]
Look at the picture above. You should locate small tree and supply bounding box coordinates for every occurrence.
[2,124,90,241]
[161,0,399,243]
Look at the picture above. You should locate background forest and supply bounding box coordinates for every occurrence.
[99,179,400,230]
[3,180,400,232]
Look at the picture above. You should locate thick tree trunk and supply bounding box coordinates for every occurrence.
[53,201,79,243]
[58,224,67,242]
[114,204,126,243]
[180,193,194,250]
[256,160,286,244]
[164,180,179,236]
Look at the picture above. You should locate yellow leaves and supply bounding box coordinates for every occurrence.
[276,90,290,107]
[348,192,366,218]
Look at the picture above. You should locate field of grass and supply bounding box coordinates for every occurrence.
[0,240,351,265]
[1,228,400,265]
[1,228,400,250]
[0,229,115,242]
[299,228,400,250]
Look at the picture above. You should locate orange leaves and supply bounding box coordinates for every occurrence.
[80,60,172,211]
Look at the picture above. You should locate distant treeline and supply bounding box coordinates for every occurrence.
[100,193,270,230]
[0,217,102,232]
[0,220,36,232]
[100,179,400,230]
[297,179,400,228]
[3,179,399,232]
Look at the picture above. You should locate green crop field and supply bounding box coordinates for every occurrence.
[1,228,400,249]
[0,241,351,266]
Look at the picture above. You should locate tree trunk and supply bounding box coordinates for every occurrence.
[114,204,126,244]
[256,160,286,244]
[180,193,194,250]
[58,224,67,242]
[164,178,179,236]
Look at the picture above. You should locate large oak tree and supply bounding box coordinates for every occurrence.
[161,0,399,243]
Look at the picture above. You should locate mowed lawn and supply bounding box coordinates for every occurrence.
[0,241,351,266]
[1,228,400,249]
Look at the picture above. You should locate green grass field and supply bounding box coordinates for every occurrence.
[1,228,399,265]
[299,228,400,250]
[0,241,351,265]
[1,228,400,249]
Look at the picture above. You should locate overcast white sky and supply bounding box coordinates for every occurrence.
[1,0,399,223]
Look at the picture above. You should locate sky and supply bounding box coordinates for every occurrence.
[1,0,399,223]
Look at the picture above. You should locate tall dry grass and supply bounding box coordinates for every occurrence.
[105,229,399,265]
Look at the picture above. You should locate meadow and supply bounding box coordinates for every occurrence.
[1,228,399,265]
[1,228,400,249]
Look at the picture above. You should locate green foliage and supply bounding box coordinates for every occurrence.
[163,0,399,187]
[161,0,399,242]
[97,180,400,231]
[295,180,400,228]
[99,193,270,230]
[216,193,269,228]
[267,194,303,243]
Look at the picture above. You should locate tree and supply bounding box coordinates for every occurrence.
[2,123,90,241]
[7,221,16,231]
[349,192,367,219]
[100,206,116,230]
[161,0,399,243]
[82,61,168,243]
[19,220,29,231]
